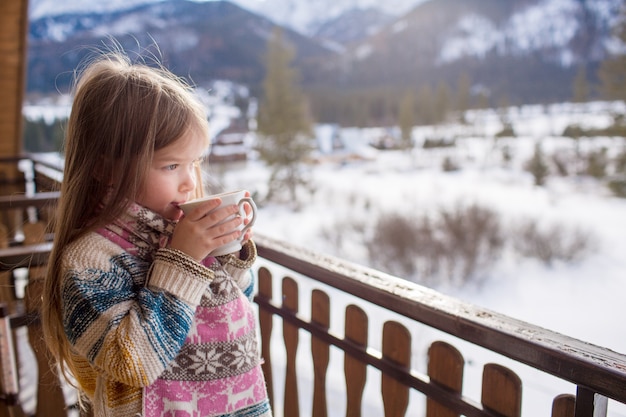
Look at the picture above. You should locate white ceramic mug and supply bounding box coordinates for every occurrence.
[179,190,257,256]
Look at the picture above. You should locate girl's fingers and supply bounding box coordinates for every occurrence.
[185,198,222,220]
[207,214,243,238]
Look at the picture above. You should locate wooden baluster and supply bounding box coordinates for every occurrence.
[0,220,27,417]
[552,394,576,417]
[0,224,17,313]
[17,221,47,415]
[282,277,300,417]
[426,341,464,417]
[0,304,26,417]
[311,289,329,417]
[257,267,274,408]
[344,305,368,417]
[24,279,68,417]
[0,224,7,249]
[21,223,45,247]
[481,363,522,417]
[381,321,410,417]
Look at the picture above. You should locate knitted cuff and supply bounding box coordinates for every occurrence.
[216,239,257,270]
[149,247,214,305]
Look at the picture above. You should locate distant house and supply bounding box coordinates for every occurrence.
[209,122,250,163]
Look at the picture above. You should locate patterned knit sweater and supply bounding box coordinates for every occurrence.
[60,203,272,416]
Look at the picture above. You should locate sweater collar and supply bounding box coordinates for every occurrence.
[97,202,176,261]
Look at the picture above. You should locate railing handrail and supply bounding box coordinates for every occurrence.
[254,234,626,404]
[0,191,60,210]
[0,242,52,270]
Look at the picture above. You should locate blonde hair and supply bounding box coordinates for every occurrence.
[42,51,209,386]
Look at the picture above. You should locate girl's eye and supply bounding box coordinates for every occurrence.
[164,164,178,171]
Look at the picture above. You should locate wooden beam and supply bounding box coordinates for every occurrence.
[0,0,29,160]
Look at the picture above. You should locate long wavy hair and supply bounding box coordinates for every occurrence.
[42,50,210,387]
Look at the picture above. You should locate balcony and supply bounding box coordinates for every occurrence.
[1,154,625,417]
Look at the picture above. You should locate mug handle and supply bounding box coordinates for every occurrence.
[238,197,257,234]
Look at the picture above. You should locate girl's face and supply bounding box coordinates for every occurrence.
[137,128,207,221]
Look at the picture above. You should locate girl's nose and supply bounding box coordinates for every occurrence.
[180,167,196,192]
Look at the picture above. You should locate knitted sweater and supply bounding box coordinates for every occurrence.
[60,203,272,416]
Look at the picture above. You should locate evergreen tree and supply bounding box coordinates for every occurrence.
[435,81,451,124]
[398,91,415,150]
[455,73,472,114]
[256,28,313,207]
[526,143,550,186]
[598,6,626,100]
[416,84,434,125]
[573,65,589,103]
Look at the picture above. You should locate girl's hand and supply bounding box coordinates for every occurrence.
[170,198,243,261]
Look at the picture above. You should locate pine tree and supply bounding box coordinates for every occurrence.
[526,143,550,186]
[256,28,313,207]
[455,73,472,114]
[398,91,415,150]
[435,81,450,124]
[416,84,434,125]
[598,6,626,100]
[573,65,589,103]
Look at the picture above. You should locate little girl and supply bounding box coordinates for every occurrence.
[42,51,272,417]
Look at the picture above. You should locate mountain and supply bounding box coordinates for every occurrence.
[25,0,624,111]
[228,0,423,36]
[313,0,622,103]
[27,1,334,93]
[28,0,426,36]
[313,7,395,48]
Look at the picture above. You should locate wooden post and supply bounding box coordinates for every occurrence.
[344,305,367,417]
[381,321,410,417]
[282,277,299,417]
[0,304,26,417]
[427,341,464,417]
[0,0,29,204]
[311,290,329,417]
[25,280,68,417]
[257,267,274,408]
[481,363,522,417]
[574,387,608,417]
[552,394,576,417]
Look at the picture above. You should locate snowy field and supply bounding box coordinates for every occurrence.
[208,101,626,417]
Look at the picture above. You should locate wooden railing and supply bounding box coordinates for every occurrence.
[1,154,626,417]
[252,236,626,417]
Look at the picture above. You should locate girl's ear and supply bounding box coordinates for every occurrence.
[93,157,118,187]
[93,157,108,183]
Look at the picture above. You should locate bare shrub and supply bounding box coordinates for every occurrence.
[512,219,594,266]
[324,204,595,288]
[437,203,504,286]
[551,152,569,176]
[585,148,608,179]
[366,212,424,278]
[608,175,626,198]
[363,203,503,286]
[442,156,460,172]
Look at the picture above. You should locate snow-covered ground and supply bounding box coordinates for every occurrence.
[209,101,626,417]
